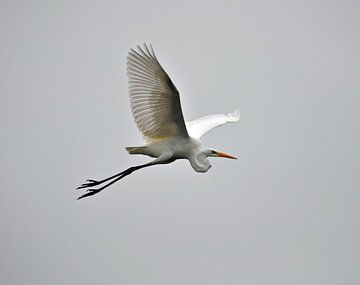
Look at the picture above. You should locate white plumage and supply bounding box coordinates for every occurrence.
[77,44,241,199]
[186,110,241,139]
[127,44,188,141]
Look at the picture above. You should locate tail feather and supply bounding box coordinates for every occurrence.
[126,146,147,155]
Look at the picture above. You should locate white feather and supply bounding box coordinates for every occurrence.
[186,110,241,139]
[127,44,188,142]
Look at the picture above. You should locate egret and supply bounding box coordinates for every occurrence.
[77,44,240,199]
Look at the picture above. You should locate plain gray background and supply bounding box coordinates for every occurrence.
[1,0,359,284]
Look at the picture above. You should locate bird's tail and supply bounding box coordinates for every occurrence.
[125,146,147,155]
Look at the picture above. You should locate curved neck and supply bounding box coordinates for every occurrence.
[189,151,212,173]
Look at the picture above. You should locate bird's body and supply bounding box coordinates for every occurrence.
[77,44,240,199]
[127,136,201,160]
[127,136,211,172]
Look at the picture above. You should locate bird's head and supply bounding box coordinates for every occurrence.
[203,148,237,159]
[191,148,237,173]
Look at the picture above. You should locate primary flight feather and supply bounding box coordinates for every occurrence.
[77,44,240,199]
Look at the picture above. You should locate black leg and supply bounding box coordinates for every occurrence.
[77,164,149,200]
[76,170,127,189]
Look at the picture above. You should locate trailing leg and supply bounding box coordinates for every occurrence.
[77,151,173,199]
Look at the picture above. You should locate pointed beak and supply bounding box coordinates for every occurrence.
[216,151,237,159]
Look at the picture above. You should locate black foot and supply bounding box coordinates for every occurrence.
[77,189,102,200]
[76,164,146,200]
[76,179,101,190]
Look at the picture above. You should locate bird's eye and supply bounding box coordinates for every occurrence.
[211,150,217,154]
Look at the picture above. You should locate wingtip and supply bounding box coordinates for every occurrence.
[131,43,155,59]
[227,109,241,122]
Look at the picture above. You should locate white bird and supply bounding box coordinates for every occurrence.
[77,44,240,199]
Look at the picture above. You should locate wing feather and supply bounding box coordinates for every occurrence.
[186,110,240,139]
[127,44,188,141]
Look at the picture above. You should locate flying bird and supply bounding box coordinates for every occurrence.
[77,44,240,199]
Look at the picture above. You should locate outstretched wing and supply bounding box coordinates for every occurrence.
[127,44,188,142]
[186,110,240,139]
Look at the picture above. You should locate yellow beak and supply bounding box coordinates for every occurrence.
[216,151,237,159]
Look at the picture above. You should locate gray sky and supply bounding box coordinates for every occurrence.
[1,0,359,284]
